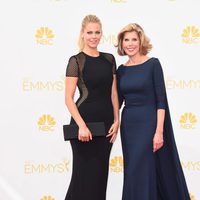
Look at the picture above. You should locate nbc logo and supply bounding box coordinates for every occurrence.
[181,26,200,44]
[109,156,124,173]
[35,27,55,45]
[40,196,55,200]
[38,114,56,132]
[111,0,127,3]
[190,193,196,200]
[50,0,68,1]
[180,112,197,129]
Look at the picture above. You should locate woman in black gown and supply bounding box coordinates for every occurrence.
[64,15,119,200]
[116,23,190,200]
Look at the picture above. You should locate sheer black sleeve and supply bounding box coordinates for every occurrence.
[66,56,79,77]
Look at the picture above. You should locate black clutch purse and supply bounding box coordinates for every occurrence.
[63,122,106,141]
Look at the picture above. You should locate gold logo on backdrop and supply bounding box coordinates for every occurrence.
[166,78,200,89]
[181,161,200,171]
[180,112,197,129]
[100,34,117,45]
[109,156,123,173]
[35,27,55,45]
[111,0,127,3]
[182,26,200,44]
[38,114,56,132]
[50,0,68,2]
[50,0,68,1]
[22,76,65,92]
[40,196,55,200]
[24,160,70,174]
[190,193,196,200]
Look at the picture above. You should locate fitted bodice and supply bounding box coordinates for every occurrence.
[66,51,116,128]
[117,58,166,110]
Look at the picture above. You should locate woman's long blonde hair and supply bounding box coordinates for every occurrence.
[78,15,102,51]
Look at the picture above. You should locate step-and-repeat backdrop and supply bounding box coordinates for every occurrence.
[0,0,199,199]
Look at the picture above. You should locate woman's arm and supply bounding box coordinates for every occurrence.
[153,109,165,152]
[111,75,119,123]
[156,109,165,134]
[153,58,166,152]
[107,75,119,143]
[116,67,124,109]
[65,77,92,142]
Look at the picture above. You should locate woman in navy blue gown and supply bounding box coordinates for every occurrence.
[116,23,190,200]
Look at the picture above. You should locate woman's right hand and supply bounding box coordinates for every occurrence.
[78,125,92,142]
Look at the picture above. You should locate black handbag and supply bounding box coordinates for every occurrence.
[63,122,106,140]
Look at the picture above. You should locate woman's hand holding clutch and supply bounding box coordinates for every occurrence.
[78,125,92,142]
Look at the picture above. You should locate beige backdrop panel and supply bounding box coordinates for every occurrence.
[0,0,199,200]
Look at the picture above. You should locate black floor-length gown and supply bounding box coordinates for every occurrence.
[117,58,190,200]
[65,52,116,200]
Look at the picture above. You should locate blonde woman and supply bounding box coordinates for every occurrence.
[64,15,119,200]
[116,23,190,200]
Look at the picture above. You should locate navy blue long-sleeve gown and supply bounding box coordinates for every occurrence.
[117,57,190,200]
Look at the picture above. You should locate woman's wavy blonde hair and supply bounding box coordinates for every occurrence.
[116,23,152,56]
[78,15,102,51]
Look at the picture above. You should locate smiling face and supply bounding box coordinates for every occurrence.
[122,31,141,57]
[81,22,102,50]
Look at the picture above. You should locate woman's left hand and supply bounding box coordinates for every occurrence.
[106,121,119,143]
[153,131,164,152]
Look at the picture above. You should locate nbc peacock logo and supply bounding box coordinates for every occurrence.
[180,112,197,129]
[190,193,196,200]
[38,114,56,132]
[181,26,200,44]
[40,196,55,200]
[111,0,127,3]
[35,27,55,45]
[109,156,124,173]
[50,0,68,1]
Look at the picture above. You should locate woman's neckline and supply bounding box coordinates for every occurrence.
[122,57,154,68]
[82,51,101,58]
